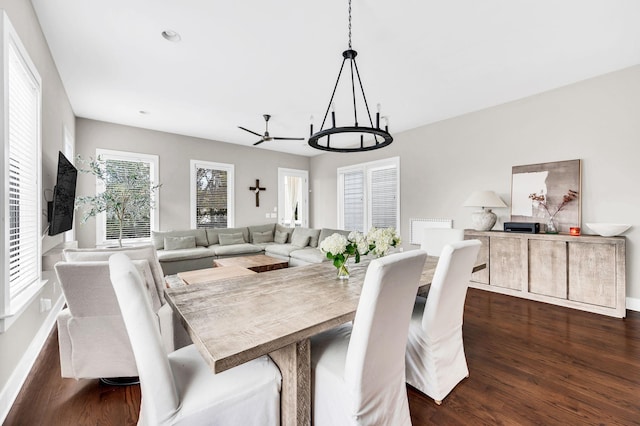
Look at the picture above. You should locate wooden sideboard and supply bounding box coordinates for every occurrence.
[464,230,626,318]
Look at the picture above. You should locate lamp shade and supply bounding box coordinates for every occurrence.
[463,190,507,231]
[463,190,507,208]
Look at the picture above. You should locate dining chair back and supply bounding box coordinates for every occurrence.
[406,239,481,404]
[420,227,465,256]
[109,253,281,426]
[312,249,428,425]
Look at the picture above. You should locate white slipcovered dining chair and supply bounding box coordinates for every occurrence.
[108,253,282,426]
[420,228,465,257]
[405,239,481,405]
[311,250,428,426]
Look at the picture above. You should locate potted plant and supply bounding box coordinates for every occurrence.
[75,155,161,247]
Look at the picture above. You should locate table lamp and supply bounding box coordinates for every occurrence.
[463,190,507,231]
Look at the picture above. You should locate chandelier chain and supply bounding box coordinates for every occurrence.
[348,0,352,49]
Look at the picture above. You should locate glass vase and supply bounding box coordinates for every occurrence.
[546,217,558,234]
[336,263,350,280]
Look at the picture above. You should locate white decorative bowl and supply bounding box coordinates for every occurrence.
[586,223,631,237]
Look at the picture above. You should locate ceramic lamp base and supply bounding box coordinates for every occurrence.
[471,209,497,231]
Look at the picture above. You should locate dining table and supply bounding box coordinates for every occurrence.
[164,254,485,426]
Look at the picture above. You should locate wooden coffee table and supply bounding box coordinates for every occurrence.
[213,254,288,272]
[173,265,257,286]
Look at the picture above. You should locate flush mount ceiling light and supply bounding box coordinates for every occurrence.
[161,29,181,42]
[308,0,392,153]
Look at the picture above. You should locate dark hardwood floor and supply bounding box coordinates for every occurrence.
[5,289,640,425]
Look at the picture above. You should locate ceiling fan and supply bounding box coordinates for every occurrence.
[238,114,304,146]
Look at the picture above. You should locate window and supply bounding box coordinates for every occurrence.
[190,160,235,229]
[1,12,42,330]
[278,168,308,227]
[95,149,159,246]
[338,157,400,233]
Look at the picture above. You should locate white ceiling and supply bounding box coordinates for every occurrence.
[31,0,640,157]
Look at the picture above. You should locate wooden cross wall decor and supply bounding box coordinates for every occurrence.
[249,179,266,207]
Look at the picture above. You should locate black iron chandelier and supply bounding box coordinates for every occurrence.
[308,0,393,153]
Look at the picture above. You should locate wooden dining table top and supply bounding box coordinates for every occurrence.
[164,255,485,374]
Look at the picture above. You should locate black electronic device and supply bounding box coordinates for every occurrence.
[504,222,540,234]
[48,151,78,236]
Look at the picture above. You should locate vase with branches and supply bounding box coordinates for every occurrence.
[75,156,161,247]
[529,189,579,233]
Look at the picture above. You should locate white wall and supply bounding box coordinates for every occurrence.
[310,65,640,301]
[0,0,75,420]
[74,118,310,248]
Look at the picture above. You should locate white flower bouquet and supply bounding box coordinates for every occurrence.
[366,227,401,257]
[320,227,401,278]
[320,231,367,279]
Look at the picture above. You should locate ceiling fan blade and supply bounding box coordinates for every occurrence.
[253,139,266,146]
[274,137,305,141]
[238,126,263,137]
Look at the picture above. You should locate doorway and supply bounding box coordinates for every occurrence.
[278,168,309,228]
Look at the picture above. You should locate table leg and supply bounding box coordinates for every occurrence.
[269,339,311,426]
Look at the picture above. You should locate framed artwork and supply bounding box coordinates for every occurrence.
[510,159,581,233]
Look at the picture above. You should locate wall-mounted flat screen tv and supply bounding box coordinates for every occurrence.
[48,151,77,236]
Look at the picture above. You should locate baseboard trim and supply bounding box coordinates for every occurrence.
[626,297,640,313]
[0,294,64,423]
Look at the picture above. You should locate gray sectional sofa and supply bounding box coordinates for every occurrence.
[153,223,350,275]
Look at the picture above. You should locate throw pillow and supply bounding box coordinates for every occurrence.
[219,232,245,246]
[252,230,274,244]
[164,236,196,250]
[291,233,310,248]
[274,230,289,244]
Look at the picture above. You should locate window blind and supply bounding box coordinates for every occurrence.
[343,170,365,232]
[195,167,228,228]
[104,159,152,240]
[370,166,398,229]
[8,41,40,298]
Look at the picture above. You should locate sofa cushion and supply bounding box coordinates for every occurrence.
[273,230,288,244]
[219,232,245,245]
[249,224,275,240]
[213,243,263,257]
[206,227,249,245]
[152,229,208,249]
[275,224,294,243]
[265,243,301,257]
[250,242,272,251]
[289,247,328,264]
[164,235,196,251]
[156,246,216,262]
[291,233,310,248]
[291,227,321,248]
[252,230,274,244]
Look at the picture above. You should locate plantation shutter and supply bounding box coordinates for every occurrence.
[343,170,365,232]
[104,159,152,240]
[8,41,40,297]
[369,166,398,229]
[195,166,228,228]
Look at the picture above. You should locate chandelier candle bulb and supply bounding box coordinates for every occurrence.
[331,102,336,127]
[376,103,381,128]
